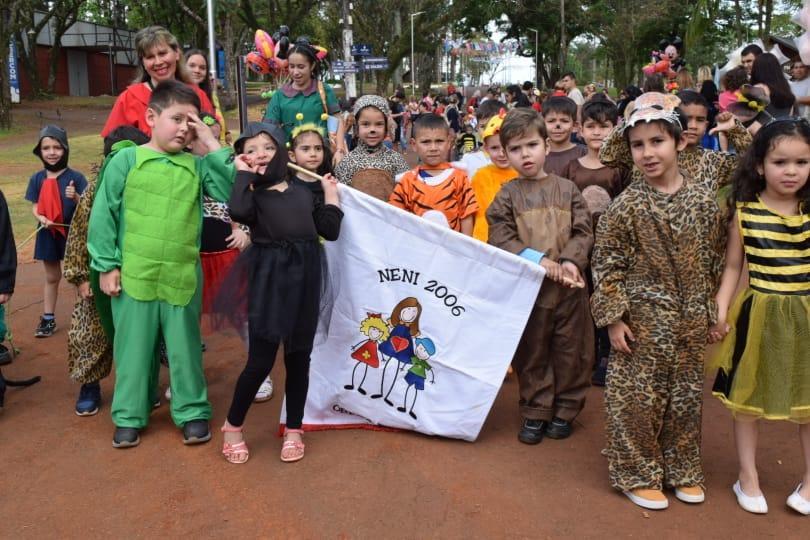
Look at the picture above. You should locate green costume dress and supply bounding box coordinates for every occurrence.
[262,80,340,141]
[88,145,234,429]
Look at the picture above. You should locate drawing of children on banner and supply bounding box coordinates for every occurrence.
[398,337,436,419]
[371,297,422,406]
[344,313,389,395]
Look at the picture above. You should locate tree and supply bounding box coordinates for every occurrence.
[0,1,31,129]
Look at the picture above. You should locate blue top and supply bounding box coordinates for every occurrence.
[25,167,87,261]
[25,167,88,225]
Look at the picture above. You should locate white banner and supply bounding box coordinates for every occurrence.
[282,185,544,441]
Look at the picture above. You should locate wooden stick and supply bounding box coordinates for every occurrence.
[287,162,325,182]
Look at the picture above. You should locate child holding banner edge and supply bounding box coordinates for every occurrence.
[486,108,594,446]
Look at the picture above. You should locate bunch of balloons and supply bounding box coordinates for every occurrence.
[245,25,329,77]
[246,25,291,76]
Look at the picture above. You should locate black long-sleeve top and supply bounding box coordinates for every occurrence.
[0,190,17,294]
[228,171,343,243]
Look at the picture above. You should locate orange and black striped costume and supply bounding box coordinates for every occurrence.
[389,164,479,232]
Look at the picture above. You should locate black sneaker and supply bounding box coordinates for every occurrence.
[35,317,56,338]
[112,427,140,448]
[75,382,101,416]
[182,419,211,445]
[518,419,547,445]
[0,343,11,366]
[545,417,573,439]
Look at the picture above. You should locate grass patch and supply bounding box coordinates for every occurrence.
[0,125,23,140]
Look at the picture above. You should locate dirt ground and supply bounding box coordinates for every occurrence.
[0,264,807,538]
[1,99,808,538]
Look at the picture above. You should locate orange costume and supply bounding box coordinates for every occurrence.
[470,164,517,242]
[389,164,479,232]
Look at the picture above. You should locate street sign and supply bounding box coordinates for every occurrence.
[362,56,389,71]
[332,60,360,74]
[351,43,373,57]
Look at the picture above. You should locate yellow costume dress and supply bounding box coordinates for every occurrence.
[711,199,810,422]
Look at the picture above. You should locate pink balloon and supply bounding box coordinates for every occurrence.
[254,30,275,59]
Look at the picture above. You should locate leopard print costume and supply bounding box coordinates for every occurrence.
[63,171,113,384]
[599,120,751,192]
[590,174,725,491]
[334,140,410,186]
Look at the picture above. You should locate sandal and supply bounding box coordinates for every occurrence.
[280,428,305,463]
[221,422,249,464]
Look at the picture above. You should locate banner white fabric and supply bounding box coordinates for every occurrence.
[282,185,544,441]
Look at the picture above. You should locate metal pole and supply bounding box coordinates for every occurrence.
[528,28,538,88]
[236,55,248,131]
[410,11,424,94]
[342,0,356,98]
[206,0,216,81]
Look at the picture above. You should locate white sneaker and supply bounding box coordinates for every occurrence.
[787,484,810,515]
[623,489,669,510]
[674,486,705,504]
[164,386,172,401]
[733,480,768,514]
[254,377,274,402]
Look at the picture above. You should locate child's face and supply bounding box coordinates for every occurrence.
[289,131,324,172]
[757,135,810,198]
[288,52,314,86]
[368,327,383,341]
[415,343,429,360]
[482,135,510,169]
[39,137,65,167]
[680,103,709,147]
[627,122,687,183]
[356,107,386,147]
[543,111,575,145]
[505,129,548,180]
[581,118,614,151]
[411,128,451,167]
[142,42,179,83]
[400,306,419,323]
[146,102,198,153]
[242,132,277,172]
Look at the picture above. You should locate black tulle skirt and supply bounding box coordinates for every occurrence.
[212,238,334,353]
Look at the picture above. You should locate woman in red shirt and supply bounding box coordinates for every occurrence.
[101,26,213,137]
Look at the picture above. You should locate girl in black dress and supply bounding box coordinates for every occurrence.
[219,122,343,464]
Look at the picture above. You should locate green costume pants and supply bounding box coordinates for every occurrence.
[0,304,6,342]
[110,281,211,429]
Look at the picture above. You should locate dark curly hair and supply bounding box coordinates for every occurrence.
[729,118,810,217]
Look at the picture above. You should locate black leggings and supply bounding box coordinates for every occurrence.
[226,334,312,429]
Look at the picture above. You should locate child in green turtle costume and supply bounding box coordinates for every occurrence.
[88,81,234,448]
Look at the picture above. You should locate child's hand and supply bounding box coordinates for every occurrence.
[540,258,564,283]
[708,320,730,343]
[608,321,635,354]
[65,180,79,201]
[77,281,93,300]
[0,293,10,304]
[560,261,585,289]
[709,112,736,135]
[38,215,54,229]
[100,269,121,297]
[234,154,257,173]
[226,228,250,251]
[187,112,220,152]
[321,173,339,199]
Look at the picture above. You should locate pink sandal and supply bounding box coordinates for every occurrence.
[221,423,249,464]
[280,428,305,463]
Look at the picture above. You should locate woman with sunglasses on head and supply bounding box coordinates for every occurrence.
[263,37,347,162]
